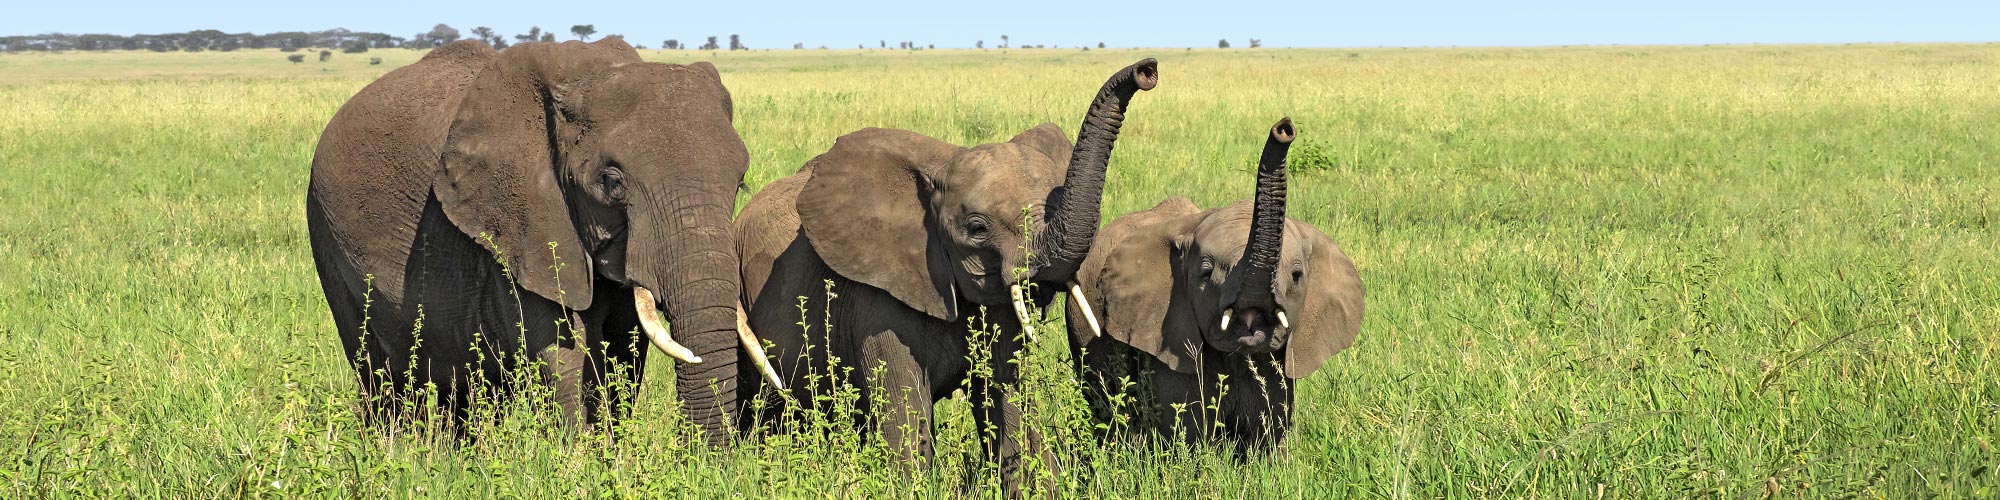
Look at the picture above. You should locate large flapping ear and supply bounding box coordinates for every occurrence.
[1072,197,1198,346]
[796,128,966,320]
[1008,123,1073,171]
[433,40,640,311]
[1285,224,1364,378]
[1098,204,1208,373]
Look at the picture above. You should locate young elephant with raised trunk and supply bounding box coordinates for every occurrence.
[1066,118,1364,451]
[734,59,1158,489]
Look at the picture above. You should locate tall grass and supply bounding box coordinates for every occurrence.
[0,44,1995,497]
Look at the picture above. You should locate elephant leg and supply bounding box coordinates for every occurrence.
[537,343,588,427]
[967,378,1050,498]
[860,330,935,465]
[580,281,647,427]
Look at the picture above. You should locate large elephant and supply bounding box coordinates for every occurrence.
[306,39,765,445]
[1065,118,1365,451]
[734,59,1158,484]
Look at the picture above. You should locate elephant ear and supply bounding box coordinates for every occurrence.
[1099,209,1207,373]
[796,128,966,320]
[1008,123,1072,170]
[1285,225,1364,378]
[434,41,638,311]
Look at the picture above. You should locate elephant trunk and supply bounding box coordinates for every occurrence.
[629,179,741,448]
[1032,58,1158,283]
[1238,118,1295,307]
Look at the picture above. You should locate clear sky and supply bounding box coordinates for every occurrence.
[6,0,1993,48]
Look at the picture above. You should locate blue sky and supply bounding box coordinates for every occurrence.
[6,0,1993,48]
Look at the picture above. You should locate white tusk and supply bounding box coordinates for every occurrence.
[1220,308,1233,331]
[633,287,702,364]
[1010,284,1037,343]
[1276,310,1290,329]
[1069,281,1103,338]
[737,302,785,391]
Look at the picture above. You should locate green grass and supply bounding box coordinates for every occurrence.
[2,44,1997,497]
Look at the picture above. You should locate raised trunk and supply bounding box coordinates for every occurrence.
[1032,58,1158,282]
[1238,118,1296,306]
[630,184,741,447]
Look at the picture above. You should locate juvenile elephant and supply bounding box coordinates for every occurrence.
[735,59,1158,483]
[1066,118,1364,451]
[307,39,770,445]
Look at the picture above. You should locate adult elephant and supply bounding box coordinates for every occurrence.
[734,59,1158,485]
[1065,118,1365,452]
[306,39,767,446]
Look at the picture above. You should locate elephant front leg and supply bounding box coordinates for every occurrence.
[967,377,1052,497]
[859,330,937,466]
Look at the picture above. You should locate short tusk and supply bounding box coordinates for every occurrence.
[1069,281,1103,338]
[1010,284,1037,343]
[633,287,702,364]
[737,302,785,391]
[1276,309,1290,329]
[1220,308,1233,331]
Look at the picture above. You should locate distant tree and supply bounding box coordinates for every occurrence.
[318,50,332,62]
[793,42,804,50]
[472,27,507,48]
[729,34,746,50]
[540,33,555,43]
[879,40,886,49]
[343,40,368,53]
[663,39,680,50]
[976,40,984,49]
[1098,42,1105,48]
[927,44,934,49]
[1249,38,1262,48]
[515,26,543,44]
[287,54,305,63]
[1218,39,1230,48]
[571,25,595,41]
[699,36,719,50]
[427,24,460,47]
[1000,34,1008,48]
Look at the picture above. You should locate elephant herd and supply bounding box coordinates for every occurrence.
[306,38,1363,484]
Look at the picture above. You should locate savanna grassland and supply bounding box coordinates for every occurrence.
[1,43,1997,498]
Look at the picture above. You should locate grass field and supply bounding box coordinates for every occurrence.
[2,43,1997,497]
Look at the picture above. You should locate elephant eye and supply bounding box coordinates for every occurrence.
[1199,258,1213,278]
[963,214,991,240]
[600,166,628,201]
[1292,261,1305,282]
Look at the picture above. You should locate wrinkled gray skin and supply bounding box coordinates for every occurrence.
[1067,118,1365,452]
[306,39,749,445]
[735,59,1157,492]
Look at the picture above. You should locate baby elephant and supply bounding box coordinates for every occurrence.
[1065,118,1364,451]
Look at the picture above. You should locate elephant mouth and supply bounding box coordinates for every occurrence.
[1214,306,1287,354]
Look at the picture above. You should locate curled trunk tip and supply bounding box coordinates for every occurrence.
[1269,117,1296,147]
[1131,58,1159,91]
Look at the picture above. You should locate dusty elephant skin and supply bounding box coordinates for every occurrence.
[305,39,750,446]
[1066,118,1366,452]
[734,59,1158,492]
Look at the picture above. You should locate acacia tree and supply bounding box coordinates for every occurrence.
[1000,34,1008,48]
[699,36,719,50]
[663,39,680,49]
[427,24,459,47]
[1249,38,1262,48]
[728,34,745,50]
[571,25,595,41]
[515,26,542,44]
[976,40,984,49]
[1218,38,1231,48]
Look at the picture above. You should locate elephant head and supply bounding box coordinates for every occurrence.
[433,39,749,443]
[794,59,1158,325]
[1092,118,1365,378]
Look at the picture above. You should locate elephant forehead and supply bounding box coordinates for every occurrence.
[947,144,1056,209]
[1194,202,1311,263]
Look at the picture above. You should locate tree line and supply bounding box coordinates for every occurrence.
[2,25,1217,54]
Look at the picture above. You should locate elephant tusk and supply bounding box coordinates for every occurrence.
[1010,284,1037,343]
[1276,309,1290,329]
[1220,308,1233,331]
[737,302,785,391]
[1069,281,1103,338]
[633,287,703,364]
